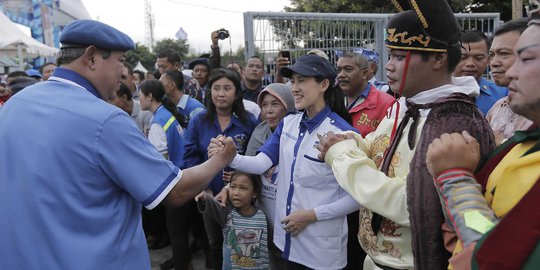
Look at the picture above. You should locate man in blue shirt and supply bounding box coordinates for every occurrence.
[0,19,236,270]
[453,30,508,115]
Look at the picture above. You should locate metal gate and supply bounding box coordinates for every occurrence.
[244,11,500,80]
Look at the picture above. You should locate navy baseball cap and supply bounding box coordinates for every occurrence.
[60,20,135,51]
[280,54,337,82]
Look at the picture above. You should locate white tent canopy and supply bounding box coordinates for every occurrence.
[134,61,148,73]
[0,11,58,68]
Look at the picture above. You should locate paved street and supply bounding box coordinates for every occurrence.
[150,245,207,270]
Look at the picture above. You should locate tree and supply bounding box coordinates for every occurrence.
[285,0,519,21]
[126,43,155,72]
[153,38,190,60]
[285,0,393,13]
[222,46,246,66]
[466,1,517,21]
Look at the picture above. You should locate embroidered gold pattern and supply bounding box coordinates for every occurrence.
[387,28,430,47]
[358,208,403,259]
[391,0,403,12]
[369,134,390,165]
[358,208,380,256]
[357,113,382,130]
[357,133,405,260]
[409,0,428,28]
[381,240,402,258]
[385,44,447,53]
[370,134,401,178]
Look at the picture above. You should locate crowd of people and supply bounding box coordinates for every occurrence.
[0,0,539,269]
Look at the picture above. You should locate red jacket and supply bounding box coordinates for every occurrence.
[349,85,395,137]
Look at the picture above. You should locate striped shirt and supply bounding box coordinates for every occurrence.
[199,198,269,270]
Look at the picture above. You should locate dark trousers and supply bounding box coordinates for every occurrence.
[345,210,366,270]
[275,248,313,270]
[203,213,223,269]
[189,201,209,252]
[142,204,168,242]
[166,200,195,270]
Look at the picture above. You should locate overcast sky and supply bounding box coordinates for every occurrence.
[80,0,290,54]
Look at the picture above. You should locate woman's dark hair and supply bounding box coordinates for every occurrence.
[133,70,146,82]
[229,171,262,206]
[39,62,56,74]
[140,79,186,128]
[315,76,352,124]
[116,82,132,100]
[205,68,249,124]
[163,70,184,91]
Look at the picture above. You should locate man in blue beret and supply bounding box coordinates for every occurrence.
[0,19,237,270]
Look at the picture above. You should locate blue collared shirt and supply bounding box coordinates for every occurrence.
[0,68,181,269]
[176,94,205,126]
[346,82,372,110]
[151,105,185,168]
[476,77,508,115]
[183,110,258,193]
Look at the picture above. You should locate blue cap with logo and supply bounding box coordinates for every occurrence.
[25,69,42,78]
[280,54,337,82]
[60,19,135,51]
[353,48,379,64]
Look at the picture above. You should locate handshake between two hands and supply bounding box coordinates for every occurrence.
[207,135,233,159]
[206,135,237,166]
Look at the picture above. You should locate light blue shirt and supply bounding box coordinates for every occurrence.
[176,93,205,126]
[259,106,360,269]
[151,105,185,168]
[476,77,508,115]
[0,68,182,269]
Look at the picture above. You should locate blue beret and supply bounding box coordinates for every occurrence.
[60,20,135,51]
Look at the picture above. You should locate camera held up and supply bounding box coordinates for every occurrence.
[217,28,230,40]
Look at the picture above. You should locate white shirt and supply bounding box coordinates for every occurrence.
[131,99,152,136]
[231,107,360,269]
[243,99,261,119]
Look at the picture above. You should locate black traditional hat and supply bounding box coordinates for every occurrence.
[386,0,461,52]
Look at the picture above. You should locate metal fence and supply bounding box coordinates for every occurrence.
[244,12,501,80]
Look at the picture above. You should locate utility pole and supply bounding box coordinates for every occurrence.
[144,0,155,51]
[512,0,523,20]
